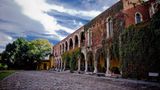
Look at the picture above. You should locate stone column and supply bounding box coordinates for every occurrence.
[93,53,97,73]
[55,59,57,70]
[73,39,75,49]
[93,60,97,74]
[60,59,63,71]
[77,58,81,72]
[58,59,61,71]
[85,60,88,73]
[78,36,81,47]
[106,48,111,76]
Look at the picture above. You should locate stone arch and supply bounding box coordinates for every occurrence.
[80,31,85,46]
[96,48,106,73]
[87,51,94,72]
[69,38,73,50]
[74,35,79,48]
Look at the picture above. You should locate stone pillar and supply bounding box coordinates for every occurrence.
[77,58,81,72]
[60,59,63,71]
[58,59,61,71]
[93,53,97,73]
[73,39,75,49]
[55,59,57,70]
[78,36,81,47]
[106,48,111,76]
[85,60,88,73]
[93,60,97,74]
[64,44,66,52]
[63,60,66,71]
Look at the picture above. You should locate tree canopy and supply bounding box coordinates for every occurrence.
[1,38,52,70]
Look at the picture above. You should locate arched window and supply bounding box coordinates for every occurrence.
[135,12,142,24]
[106,17,113,38]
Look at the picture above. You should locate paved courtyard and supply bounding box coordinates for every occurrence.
[0,71,159,90]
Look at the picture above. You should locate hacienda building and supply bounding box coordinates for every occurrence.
[52,0,160,77]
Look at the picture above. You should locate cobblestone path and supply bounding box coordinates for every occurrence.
[0,71,159,90]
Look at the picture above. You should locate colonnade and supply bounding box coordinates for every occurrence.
[54,49,111,76]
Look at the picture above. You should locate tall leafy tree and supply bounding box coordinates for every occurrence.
[2,38,52,69]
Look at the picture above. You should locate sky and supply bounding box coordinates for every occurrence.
[0,0,118,53]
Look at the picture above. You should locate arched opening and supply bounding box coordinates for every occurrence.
[60,45,61,54]
[65,41,68,51]
[80,32,85,46]
[62,43,64,53]
[74,35,79,48]
[69,38,73,50]
[96,49,106,73]
[135,12,142,24]
[80,53,85,71]
[87,52,94,72]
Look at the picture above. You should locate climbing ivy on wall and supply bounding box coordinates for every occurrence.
[62,47,81,72]
[120,10,160,80]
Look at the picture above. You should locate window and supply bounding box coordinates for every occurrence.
[88,28,92,47]
[135,12,142,24]
[106,17,113,38]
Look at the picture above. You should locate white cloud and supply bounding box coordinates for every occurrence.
[14,0,101,36]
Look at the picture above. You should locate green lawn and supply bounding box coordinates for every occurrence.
[0,71,15,80]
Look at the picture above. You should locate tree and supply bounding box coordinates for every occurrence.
[1,38,52,70]
[28,39,52,69]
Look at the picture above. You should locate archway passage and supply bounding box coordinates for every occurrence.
[80,53,85,71]
[74,35,79,48]
[87,52,94,72]
[96,49,106,73]
[69,38,73,50]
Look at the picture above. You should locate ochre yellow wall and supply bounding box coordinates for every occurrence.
[37,55,56,70]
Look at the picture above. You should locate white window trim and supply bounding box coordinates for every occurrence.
[135,12,143,24]
[106,17,113,39]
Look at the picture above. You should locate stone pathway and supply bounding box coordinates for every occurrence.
[0,71,159,90]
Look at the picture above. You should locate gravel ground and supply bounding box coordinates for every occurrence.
[0,71,159,90]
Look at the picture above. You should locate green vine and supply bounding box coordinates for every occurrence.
[120,10,160,79]
[62,47,81,72]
